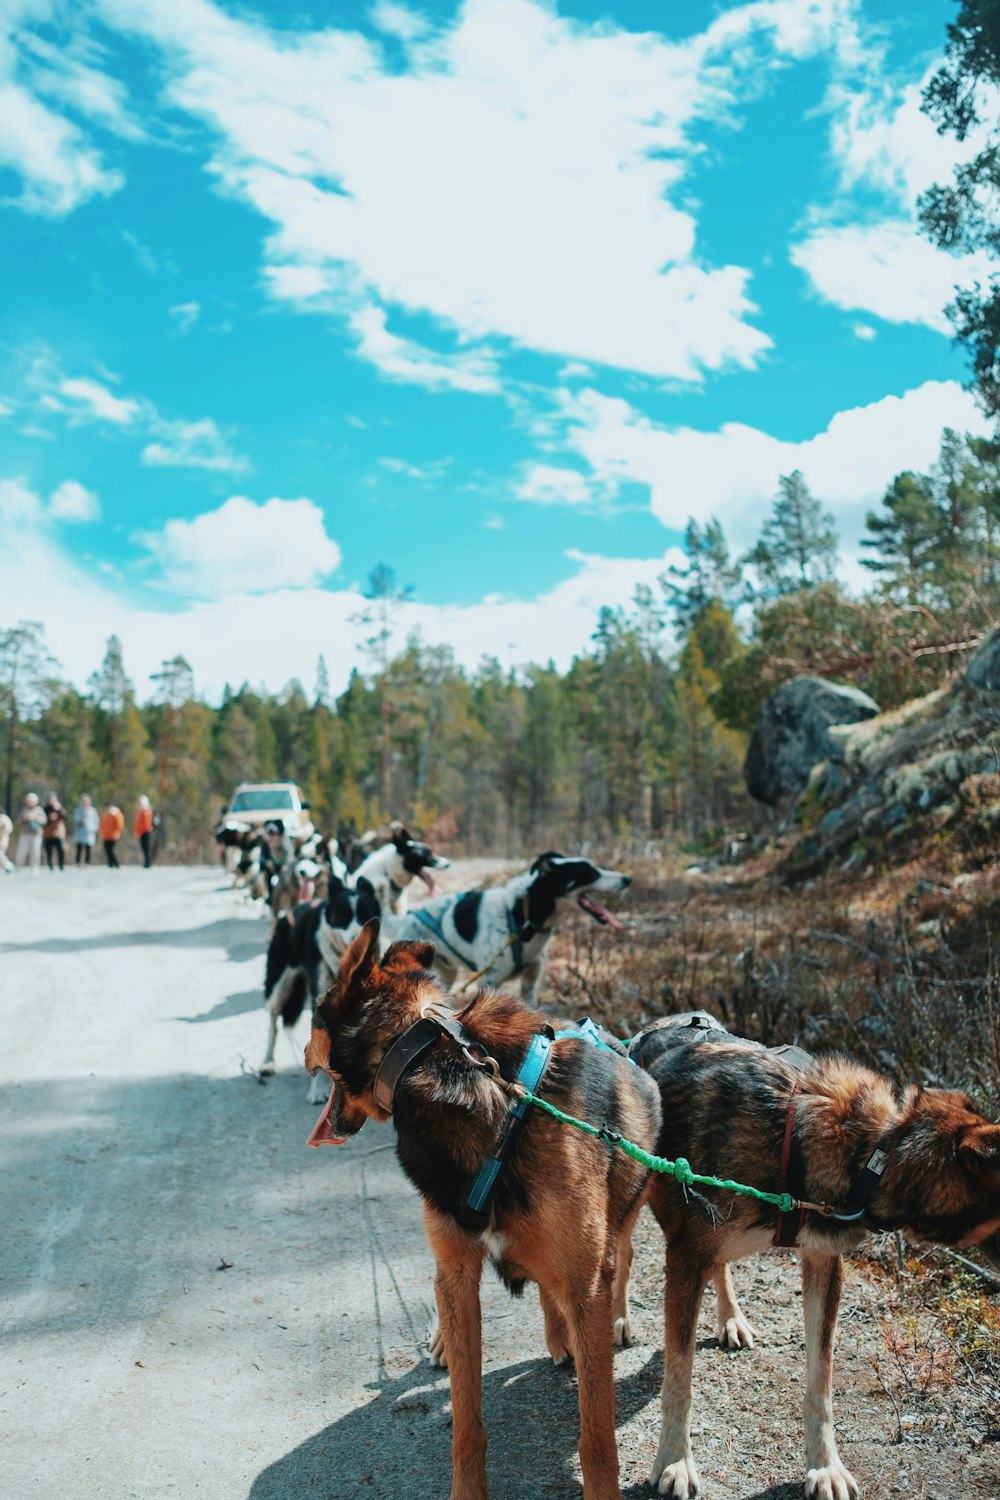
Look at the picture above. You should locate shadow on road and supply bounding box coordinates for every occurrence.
[2,916,264,962]
[248,1349,663,1500]
[176,987,263,1023]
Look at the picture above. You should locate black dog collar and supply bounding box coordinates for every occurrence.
[372,1006,488,1114]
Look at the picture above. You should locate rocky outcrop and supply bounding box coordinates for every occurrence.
[781,626,1000,878]
[744,675,881,807]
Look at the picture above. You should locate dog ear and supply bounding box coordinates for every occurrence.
[382,939,436,972]
[392,824,412,849]
[959,1123,1000,1172]
[338,918,381,994]
[530,850,563,875]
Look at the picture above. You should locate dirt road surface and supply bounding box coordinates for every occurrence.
[2,867,995,1498]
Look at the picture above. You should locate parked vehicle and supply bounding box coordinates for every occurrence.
[222,782,313,834]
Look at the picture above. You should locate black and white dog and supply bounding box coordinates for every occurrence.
[259,826,449,1096]
[259,876,381,1091]
[387,852,629,1003]
[353,824,449,915]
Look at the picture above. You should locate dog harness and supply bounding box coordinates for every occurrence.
[409,903,542,978]
[371,1009,627,1232]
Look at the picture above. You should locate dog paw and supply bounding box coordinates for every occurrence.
[427,1317,447,1368]
[613,1314,633,1348]
[258,1063,275,1079]
[545,1335,573,1366]
[717,1312,755,1349]
[650,1454,700,1498]
[805,1463,859,1500]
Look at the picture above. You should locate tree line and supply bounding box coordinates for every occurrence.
[4,427,999,861]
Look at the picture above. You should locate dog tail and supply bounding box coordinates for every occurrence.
[280,970,309,1029]
[265,916,292,1000]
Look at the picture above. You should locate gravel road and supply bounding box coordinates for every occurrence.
[2,867,995,1499]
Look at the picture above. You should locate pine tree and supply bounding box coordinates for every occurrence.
[861,471,938,599]
[661,517,741,632]
[0,620,56,813]
[89,636,153,804]
[744,471,839,595]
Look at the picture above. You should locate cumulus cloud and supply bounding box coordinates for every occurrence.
[792,221,994,332]
[555,380,991,573]
[49,479,101,522]
[515,464,600,507]
[2,477,685,698]
[794,61,1000,331]
[139,496,342,598]
[0,474,100,526]
[96,0,869,383]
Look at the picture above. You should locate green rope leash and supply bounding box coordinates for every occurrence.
[519,1088,797,1215]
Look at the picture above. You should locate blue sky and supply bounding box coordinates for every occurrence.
[0,0,993,698]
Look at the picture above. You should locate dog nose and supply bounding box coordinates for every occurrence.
[621,875,632,888]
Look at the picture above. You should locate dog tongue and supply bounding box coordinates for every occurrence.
[419,869,439,895]
[306,1081,348,1148]
[299,876,316,903]
[578,893,625,933]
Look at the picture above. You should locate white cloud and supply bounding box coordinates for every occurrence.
[30,360,250,474]
[97,0,866,383]
[515,464,598,507]
[169,301,201,332]
[49,479,101,522]
[795,61,1000,331]
[141,417,249,474]
[555,380,991,571]
[370,2,428,44]
[349,307,501,394]
[792,220,994,332]
[852,322,876,341]
[58,375,140,425]
[139,496,342,597]
[0,476,43,524]
[0,473,100,526]
[2,477,685,698]
[0,4,137,216]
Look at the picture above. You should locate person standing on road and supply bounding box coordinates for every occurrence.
[0,810,13,873]
[15,793,44,870]
[100,801,125,868]
[134,795,156,868]
[42,793,67,871]
[73,794,99,865]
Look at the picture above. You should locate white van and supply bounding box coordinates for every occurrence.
[224,782,313,834]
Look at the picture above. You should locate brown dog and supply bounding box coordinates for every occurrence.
[626,1012,1000,1500]
[305,918,661,1500]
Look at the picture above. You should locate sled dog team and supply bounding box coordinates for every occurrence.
[252,834,1000,1500]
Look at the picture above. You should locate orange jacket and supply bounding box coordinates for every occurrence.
[100,807,125,841]
[134,805,154,836]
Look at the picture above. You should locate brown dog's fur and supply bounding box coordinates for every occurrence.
[627,1015,1000,1500]
[305,919,661,1500]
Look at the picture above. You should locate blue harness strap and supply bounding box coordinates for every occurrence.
[506,905,525,974]
[459,1032,552,1229]
[409,904,471,968]
[456,1019,634,1231]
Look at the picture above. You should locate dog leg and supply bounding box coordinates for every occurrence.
[425,1209,488,1500]
[713,1265,756,1350]
[426,1310,447,1368]
[800,1252,858,1500]
[567,1262,621,1500]
[612,1222,636,1348]
[650,1244,705,1498]
[259,976,291,1077]
[540,1286,573,1365]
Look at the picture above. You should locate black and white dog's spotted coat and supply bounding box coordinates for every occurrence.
[386,852,630,1003]
[259,827,449,1098]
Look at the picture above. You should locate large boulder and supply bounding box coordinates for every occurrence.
[965,624,1000,693]
[745,675,881,807]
